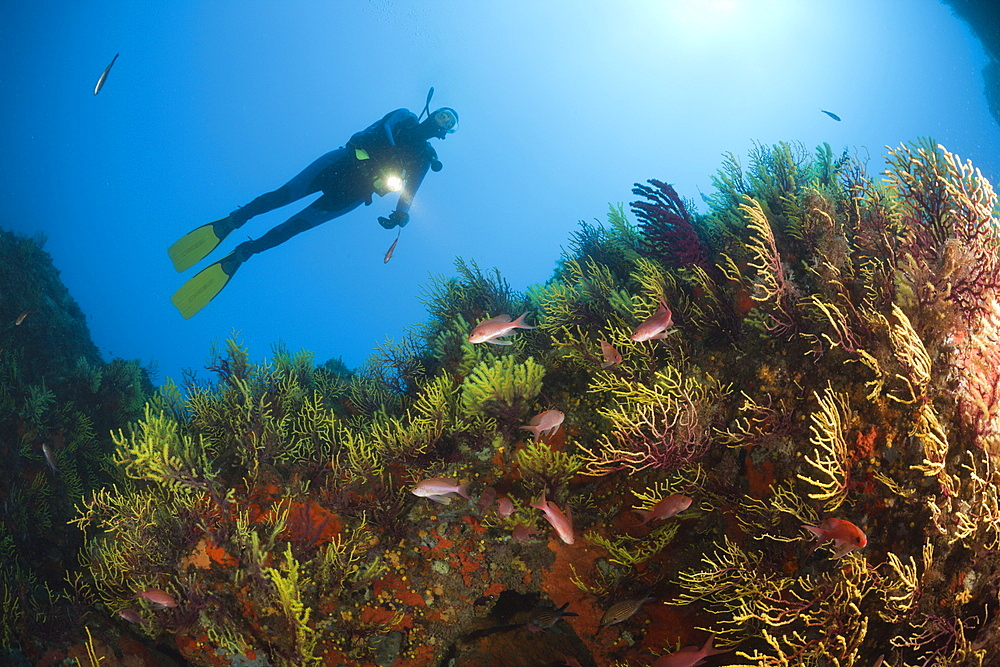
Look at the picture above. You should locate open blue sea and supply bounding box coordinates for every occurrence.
[3,0,998,382]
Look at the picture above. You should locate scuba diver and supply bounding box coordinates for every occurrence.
[168,90,458,318]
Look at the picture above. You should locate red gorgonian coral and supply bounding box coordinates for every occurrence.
[631,179,711,270]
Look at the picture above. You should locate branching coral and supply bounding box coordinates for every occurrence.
[583,365,727,475]
[796,386,853,513]
[42,138,1000,665]
[885,139,1000,334]
[458,354,545,423]
[113,407,219,495]
[264,544,319,665]
[515,439,584,491]
[715,392,797,449]
[741,196,802,338]
[585,523,679,569]
[631,179,711,270]
[673,541,938,665]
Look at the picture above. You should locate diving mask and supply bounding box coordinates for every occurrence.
[432,108,459,134]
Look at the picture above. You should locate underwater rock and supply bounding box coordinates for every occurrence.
[943,0,1000,128]
[369,631,404,666]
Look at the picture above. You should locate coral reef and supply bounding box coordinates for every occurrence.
[7,137,1000,666]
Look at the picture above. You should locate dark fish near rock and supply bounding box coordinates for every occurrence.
[527,601,577,632]
[94,53,119,95]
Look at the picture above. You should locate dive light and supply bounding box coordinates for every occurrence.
[384,174,403,192]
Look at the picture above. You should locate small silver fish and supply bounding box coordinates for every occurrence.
[41,444,58,474]
[384,230,400,263]
[94,53,119,96]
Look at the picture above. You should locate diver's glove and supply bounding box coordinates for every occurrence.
[378,210,410,229]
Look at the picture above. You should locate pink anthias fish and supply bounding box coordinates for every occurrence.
[467,313,536,345]
[652,634,730,667]
[496,495,515,518]
[630,297,675,341]
[598,340,623,368]
[802,517,868,559]
[411,478,471,505]
[518,409,565,441]
[135,588,178,609]
[117,608,143,623]
[477,486,496,513]
[633,494,692,526]
[531,490,574,545]
[511,522,538,542]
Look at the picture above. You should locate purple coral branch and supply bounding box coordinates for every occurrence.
[631,179,710,270]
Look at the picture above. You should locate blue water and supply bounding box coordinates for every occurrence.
[2,0,998,384]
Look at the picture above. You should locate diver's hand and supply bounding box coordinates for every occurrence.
[391,211,409,228]
[378,211,409,229]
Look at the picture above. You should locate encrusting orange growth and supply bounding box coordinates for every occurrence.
[281,500,343,548]
[182,535,238,569]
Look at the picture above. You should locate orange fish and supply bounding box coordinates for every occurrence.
[802,517,867,558]
[652,634,729,667]
[518,409,564,441]
[384,230,400,263]
[633,494,692,525]
[531,490,574,545]
[468,313,536,345]
[630,297,674,341]
[599,340,622,368]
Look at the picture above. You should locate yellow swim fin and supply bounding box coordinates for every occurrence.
[167,218,234,272]
[170,254,240,319]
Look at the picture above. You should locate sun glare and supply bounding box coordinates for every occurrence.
[663,0,792,53]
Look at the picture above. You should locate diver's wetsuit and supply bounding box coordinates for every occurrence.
[230,108,438,257]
